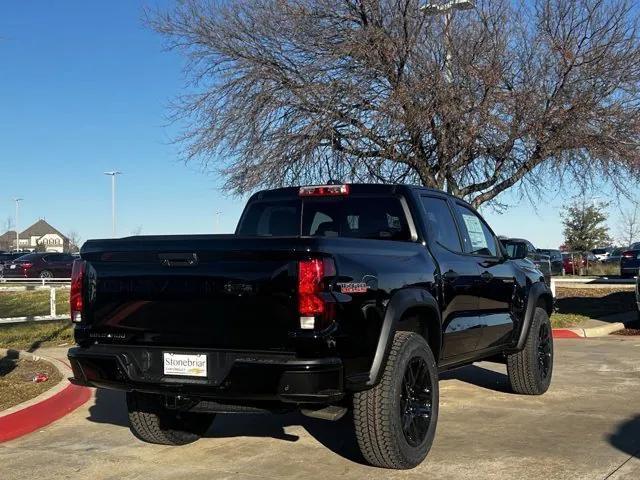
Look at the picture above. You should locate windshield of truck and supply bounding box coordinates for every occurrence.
[237,196,410,241]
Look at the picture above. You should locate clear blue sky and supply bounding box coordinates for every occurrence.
[0,1,633,248]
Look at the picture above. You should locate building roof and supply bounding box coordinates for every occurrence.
[19,220,67,240]
[0,230,16,241]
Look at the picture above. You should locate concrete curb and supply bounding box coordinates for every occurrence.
[0,348,91,443]
[553,322,626,339]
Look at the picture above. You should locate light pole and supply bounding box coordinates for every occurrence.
[421,0,476,81]
[104,171,122,237]
[421,1,476,192]
[215,211,223,233]
[13,198,23,251]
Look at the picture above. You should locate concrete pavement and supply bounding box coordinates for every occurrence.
[1,337,639,479]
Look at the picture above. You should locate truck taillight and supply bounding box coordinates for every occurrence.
[70,260,86,323]
[622,251,634,258]
[298,258,335,330]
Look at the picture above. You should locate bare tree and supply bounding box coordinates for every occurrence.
[131,225,143,236]
[617,203,640,247]
[66,230,82,253]
[4,216,14,232]
[150,0,640,206]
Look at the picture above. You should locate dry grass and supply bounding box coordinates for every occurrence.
[582,263,620,277]
[0,289,70,318]
[555,286,636,318]
[551,286,637,329]
[0,355,63,411]
[550,313,592,328]
[0,322,74,351]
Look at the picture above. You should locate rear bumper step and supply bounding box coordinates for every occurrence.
[68,345,344,404]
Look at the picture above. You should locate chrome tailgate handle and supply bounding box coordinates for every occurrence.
[158,253,199,267]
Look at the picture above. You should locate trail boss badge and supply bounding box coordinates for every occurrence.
[337,282,368,294]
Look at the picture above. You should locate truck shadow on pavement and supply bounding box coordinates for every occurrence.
[608,414,640,459]
[86,365,512,464]
[439,364,513,393]
[87,388,366,464]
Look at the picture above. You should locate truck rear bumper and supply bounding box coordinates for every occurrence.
[68,345,344,404]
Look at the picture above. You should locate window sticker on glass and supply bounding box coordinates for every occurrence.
[461,214,488,250]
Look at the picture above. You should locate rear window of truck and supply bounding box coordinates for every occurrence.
[237,196,410,241]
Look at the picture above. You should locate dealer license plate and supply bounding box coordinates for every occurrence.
[163,353,207,377]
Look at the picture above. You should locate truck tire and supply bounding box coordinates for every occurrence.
[507,307,554,395]
[126,392,215,445]
[353,331,439,469]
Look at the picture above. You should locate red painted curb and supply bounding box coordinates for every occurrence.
[552,328,583,339]
[0,383,92,443]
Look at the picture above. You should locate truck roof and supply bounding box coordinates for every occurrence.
[248,183,453,201]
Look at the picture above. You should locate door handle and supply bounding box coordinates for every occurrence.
[443,270,459,282]
[480,271,493,282]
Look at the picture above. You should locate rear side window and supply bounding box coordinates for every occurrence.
[302,197,410,241]
[236,201,300,236]
[456,205,498,257]
[237,196,410,241]
[420,196,462,252]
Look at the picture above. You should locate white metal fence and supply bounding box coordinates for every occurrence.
[0,280,71,325]
[0,277,71,286]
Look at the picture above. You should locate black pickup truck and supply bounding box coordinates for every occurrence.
[68,184,554,469]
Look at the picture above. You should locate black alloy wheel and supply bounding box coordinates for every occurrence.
[537,321,552,380]
[400,356,433,447]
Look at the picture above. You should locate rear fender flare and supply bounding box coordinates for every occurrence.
[366,288,440,387]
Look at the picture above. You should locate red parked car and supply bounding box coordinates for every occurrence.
[562,252,586,275]
[2,252,75,279]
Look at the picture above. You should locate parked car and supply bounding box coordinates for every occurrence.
[0,252,29,276]
[585,252,599,263]
[635,274,640,320]
[500,238,551,285]
[592,247,612,262]
[562,252,585,275]
[2,252,75,279]
[0,252,27,266]
[537,249,564,276]
[562,251,601,275]
[68,183,554,470]
[603,247,624,265]
[620,246,640,278]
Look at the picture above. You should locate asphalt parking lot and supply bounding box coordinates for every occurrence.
[1,337,639,480]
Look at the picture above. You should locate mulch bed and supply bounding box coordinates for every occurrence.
[612,329,640,336]
[0,356,62,411]
[555,287,636,318]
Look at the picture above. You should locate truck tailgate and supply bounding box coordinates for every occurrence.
[79,235,316,351]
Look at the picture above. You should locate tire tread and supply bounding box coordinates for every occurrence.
[507,307,553,395]
[127,392,210,445]
[353,331,436,469]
